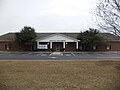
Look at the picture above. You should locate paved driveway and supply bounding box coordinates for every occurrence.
[0,52,120,60]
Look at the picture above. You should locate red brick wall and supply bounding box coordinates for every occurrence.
[65,42,76,51]
[0,41,120,51]
[107,41,120,51]
[0,42,5,51]
[0,41,32,51]
[88,41,120,51]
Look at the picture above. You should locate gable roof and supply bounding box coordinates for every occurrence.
[0,32,120,42]
[36,33,79,42]
[36,33,78,40]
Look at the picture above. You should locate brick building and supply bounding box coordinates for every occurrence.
[0,33,120,51]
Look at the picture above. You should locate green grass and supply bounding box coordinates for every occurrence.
[0,60,120,90]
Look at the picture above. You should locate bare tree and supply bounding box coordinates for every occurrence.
[95,0,120,37]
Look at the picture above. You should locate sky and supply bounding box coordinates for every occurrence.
[0,0,99,35]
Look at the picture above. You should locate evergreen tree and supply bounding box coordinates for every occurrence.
[15,26,37,50]
[77,28,103,50]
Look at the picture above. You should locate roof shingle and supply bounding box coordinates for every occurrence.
[0,32,120,41]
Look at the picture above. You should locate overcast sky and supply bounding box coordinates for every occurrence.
[0,0,99,35]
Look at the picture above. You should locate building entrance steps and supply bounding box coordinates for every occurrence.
[49,52,63,56]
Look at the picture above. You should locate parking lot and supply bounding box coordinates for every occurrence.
[0,52,120,60]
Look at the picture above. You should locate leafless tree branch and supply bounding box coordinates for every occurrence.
[95,0,120,37]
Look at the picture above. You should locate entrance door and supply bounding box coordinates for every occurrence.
[52,42,62,52]
[56,44,60,51]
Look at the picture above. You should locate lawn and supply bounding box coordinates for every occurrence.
[0,60,120,90]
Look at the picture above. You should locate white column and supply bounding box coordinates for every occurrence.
[37,42,39,49]
[63,42,65,48]
[76,42,78,49]
[50,42,52,49]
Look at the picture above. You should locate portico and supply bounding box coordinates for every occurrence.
[36,34,80,51]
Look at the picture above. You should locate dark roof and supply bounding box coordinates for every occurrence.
[0,32,120,41]
[0,33,15,41]
[99,33,120,41]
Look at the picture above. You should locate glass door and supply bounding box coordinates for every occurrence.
[56,44,60,51]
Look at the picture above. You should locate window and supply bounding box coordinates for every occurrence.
[106,46,111,50]
[93,46,97,50]
[5,43,11,50]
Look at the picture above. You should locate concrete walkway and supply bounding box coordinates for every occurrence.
[50,52,63,56]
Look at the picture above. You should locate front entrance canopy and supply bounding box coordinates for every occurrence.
[36,33,80,50]
[36,33,79,42]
